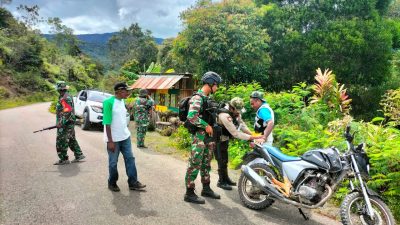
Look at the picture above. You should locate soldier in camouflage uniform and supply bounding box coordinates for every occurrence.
[134,89,154,148]
[184,71,222,204]
[54,81,85,165]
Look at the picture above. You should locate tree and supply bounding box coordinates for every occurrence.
[107,23,158,70]
[47,17,81,56]
[157,38,177,72]
[258,0,395,119]
[16,4,43,30]
[172,0,271,84]
[120,59,140,80]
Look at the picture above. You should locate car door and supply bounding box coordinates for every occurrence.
[75,90,86,117]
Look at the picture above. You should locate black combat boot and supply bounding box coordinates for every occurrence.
[217,169,232,190]
[225,169,237,186]
[217,181,232,190]
[184,188,205,204]
[201,183,221,199]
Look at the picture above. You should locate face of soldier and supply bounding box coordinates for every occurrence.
[250,98,262,110]
[211,83,218,93]
[58,89,67,96]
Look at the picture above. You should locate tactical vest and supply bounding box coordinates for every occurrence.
[184,93,214,134]
[218,106,238,138]
[254,103,274,133]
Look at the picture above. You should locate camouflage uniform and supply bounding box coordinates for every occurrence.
[184,90,216,189]
[134,96,153,147]
[56,92,83,160]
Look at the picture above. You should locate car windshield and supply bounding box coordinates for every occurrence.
[87,91,112,103]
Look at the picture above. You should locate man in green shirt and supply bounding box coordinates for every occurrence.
[103,83,146,192]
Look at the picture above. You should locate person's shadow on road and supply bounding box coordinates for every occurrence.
[111,191,157,218]
[189,196,257,225]
[223,188,328,225]
[57,162,80,177]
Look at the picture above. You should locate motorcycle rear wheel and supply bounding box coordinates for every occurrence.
[238,163,276,210]
[340,192,395,225]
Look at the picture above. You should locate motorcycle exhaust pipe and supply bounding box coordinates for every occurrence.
[241,165,285,200]
[241,165,334,209]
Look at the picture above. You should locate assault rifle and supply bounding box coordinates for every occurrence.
[33,125,57,133]
[204,99,224,159]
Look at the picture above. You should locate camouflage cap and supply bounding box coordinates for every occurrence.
[230,97,244,110]
[56,81,69,91]
[139,89,148,97]
[250,91,266,102]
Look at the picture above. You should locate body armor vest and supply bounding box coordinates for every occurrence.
[254,104,273,133]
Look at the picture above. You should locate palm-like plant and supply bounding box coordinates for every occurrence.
[311,68,352,115]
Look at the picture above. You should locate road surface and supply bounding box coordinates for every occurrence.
[0,103,340,225]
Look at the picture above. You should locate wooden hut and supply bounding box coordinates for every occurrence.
[130,73,196,113]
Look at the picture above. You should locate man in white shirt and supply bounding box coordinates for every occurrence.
[103,83,146,192]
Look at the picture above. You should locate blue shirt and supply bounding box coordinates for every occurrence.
[257,103,273,122]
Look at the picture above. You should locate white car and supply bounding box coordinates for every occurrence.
[74,90,130,130]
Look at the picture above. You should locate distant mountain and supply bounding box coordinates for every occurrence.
[43,33,164,67]
[43,32,164,45]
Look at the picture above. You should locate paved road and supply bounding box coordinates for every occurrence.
[0,103,340,225]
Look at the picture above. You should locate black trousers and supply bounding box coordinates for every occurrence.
[215,140,229,181]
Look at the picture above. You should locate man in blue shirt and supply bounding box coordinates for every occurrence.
[250,91,274,145]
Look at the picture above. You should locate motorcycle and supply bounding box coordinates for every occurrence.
[238,126,395,225]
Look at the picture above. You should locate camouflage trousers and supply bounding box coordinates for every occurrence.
[56,124,82,160]
[136,123,148,147]
[185,130,216,189]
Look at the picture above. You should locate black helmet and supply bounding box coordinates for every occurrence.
[201,71,222,85]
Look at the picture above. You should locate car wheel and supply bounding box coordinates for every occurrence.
[81,110,91,130]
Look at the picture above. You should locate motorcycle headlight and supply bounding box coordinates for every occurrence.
[91,106,103,113]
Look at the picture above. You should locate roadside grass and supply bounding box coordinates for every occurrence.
[0,93,56,110]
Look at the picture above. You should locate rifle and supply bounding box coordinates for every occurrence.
[33,125,57,133]
[204,100,223,159]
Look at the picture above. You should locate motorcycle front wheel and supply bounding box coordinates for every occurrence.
[340,192,395,225]
[238,163,275,210]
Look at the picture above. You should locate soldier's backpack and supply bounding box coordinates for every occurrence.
[178,96,192,122]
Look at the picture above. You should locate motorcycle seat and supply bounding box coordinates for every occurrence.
[264,145,301,162]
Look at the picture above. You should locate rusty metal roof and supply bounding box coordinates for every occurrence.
[130,75,184,90]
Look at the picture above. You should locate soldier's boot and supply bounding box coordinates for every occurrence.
[217,169,232,190]
[53,159,70,165]
[184,188,205,204]
[224,167,237,186]
[71,154,86,163]
[201,184,221,199]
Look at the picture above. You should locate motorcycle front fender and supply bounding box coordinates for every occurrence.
[246,157,269,167]
[350,187,383,201]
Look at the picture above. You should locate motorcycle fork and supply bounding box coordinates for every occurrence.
[350,154,375,219]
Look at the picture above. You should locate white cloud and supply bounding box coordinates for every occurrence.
[4,0,198,38]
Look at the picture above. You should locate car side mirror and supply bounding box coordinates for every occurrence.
[79,95,87,101]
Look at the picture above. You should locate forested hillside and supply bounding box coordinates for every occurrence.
[0,7,103,106]
[43,33,163,69]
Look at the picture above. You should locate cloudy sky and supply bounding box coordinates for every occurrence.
[4,0,198,38]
